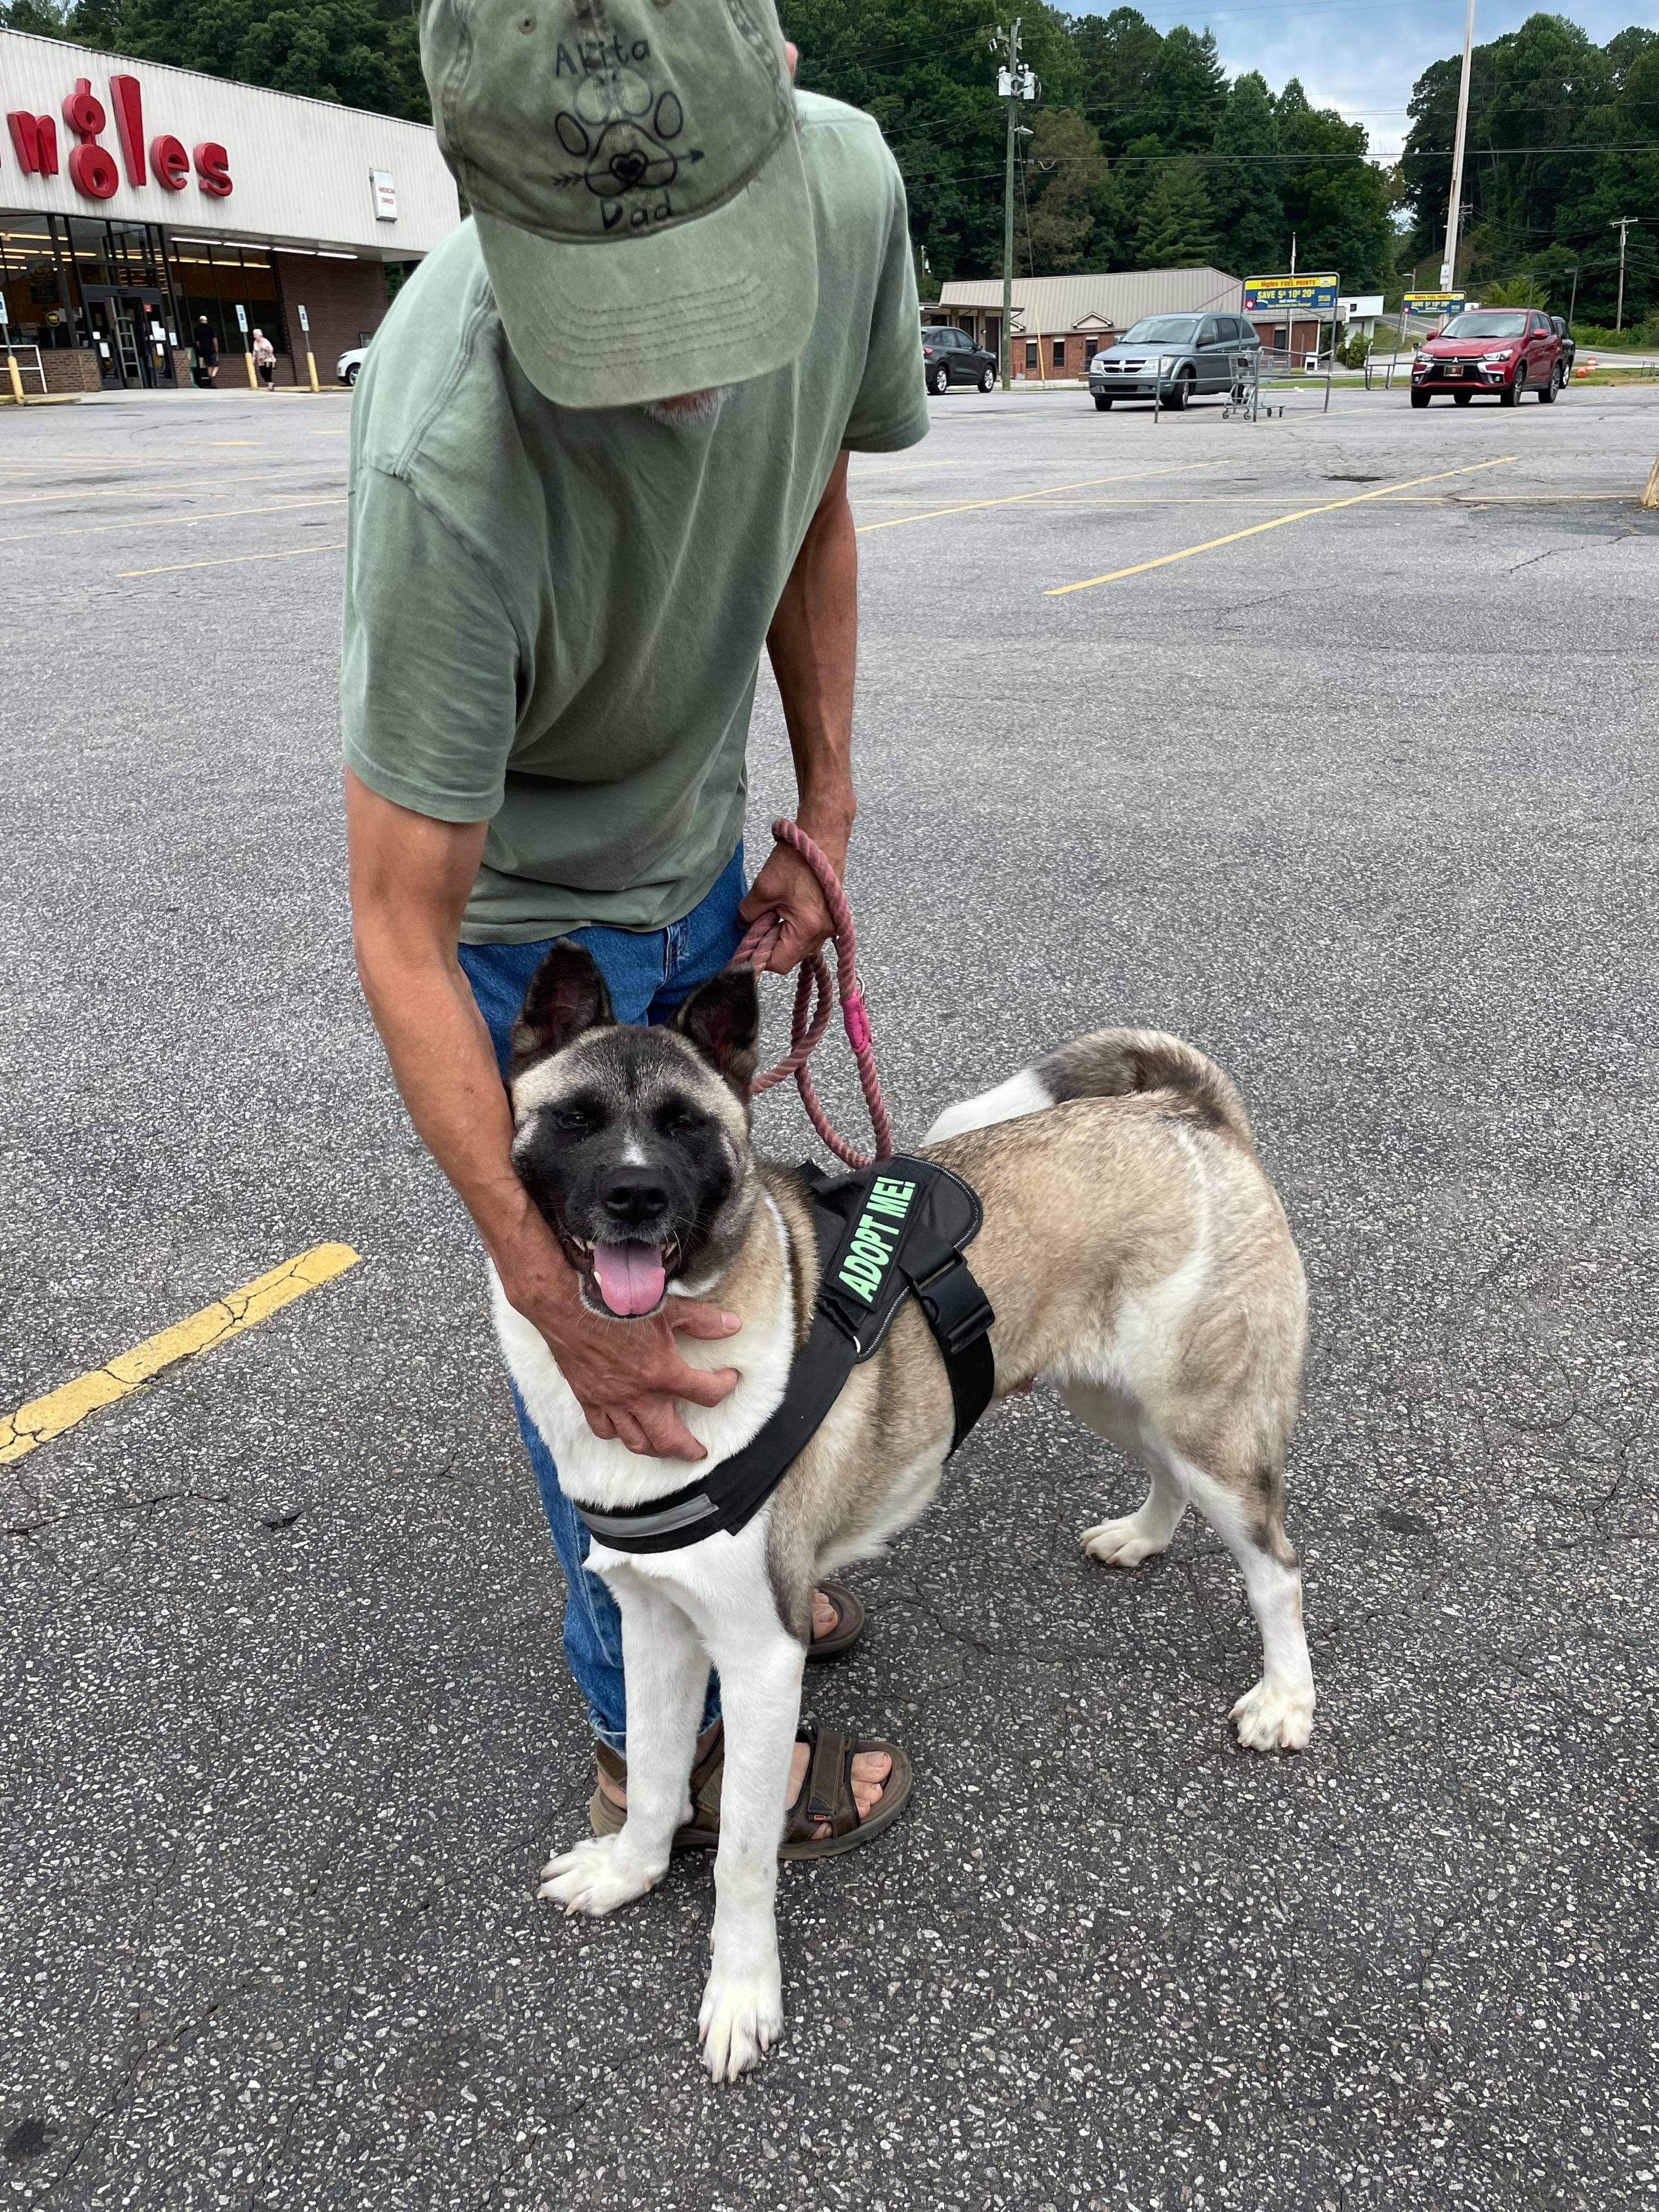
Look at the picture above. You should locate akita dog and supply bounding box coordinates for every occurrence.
[494,944,1312,2080]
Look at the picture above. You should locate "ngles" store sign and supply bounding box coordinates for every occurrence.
[7,71,232,201]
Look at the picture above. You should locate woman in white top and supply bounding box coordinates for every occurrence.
[251,329,276,390]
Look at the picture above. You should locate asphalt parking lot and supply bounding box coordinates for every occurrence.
[4,375,1658,2211]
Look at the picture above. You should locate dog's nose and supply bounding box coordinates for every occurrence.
[600,1171,669,1228]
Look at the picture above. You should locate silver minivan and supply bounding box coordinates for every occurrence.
[1088,313,1260,410]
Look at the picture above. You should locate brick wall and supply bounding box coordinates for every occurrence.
[37,347,103,394]
[1010,330,1116,380]
[272,253,392,387]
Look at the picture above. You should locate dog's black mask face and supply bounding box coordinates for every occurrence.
[505,943,760,1320]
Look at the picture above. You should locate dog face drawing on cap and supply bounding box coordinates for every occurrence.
[505,943,760,1319]
[554,67,692,205]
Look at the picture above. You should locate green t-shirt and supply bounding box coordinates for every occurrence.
[341,92,927,944]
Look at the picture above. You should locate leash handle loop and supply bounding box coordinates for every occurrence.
[732,820,894,1169]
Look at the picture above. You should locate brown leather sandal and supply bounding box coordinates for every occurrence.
[808,1579,865,1662]
[589,1718,911,1861]
[780,1722,913,1859]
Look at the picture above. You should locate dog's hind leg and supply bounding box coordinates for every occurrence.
[1063,1380,1189,1568]
[695,1603,806,2082]
[538,1571,706,1916]
[1170,1444,1313,1753]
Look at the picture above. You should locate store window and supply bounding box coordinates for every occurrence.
[0,216,73,349]
[1051,336,1065,370]
[166,236,288,374]
[1024,340,1038,371]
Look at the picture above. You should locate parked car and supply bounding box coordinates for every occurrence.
[337,346,366,386]
[1409,309,1564,406]
[1088,313,1260,410]
[921,326,997,395]
[1550,315,1576,377]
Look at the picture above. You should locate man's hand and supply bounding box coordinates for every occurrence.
[737,815,849,973]
[501,1242,740,1460]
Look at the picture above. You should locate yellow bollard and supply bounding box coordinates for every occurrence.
[305,346,320,394]
[244,347,257,389]
[5,348,24,405]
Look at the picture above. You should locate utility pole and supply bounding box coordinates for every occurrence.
[1441,0,1476,290]
[1611,217,1638,332]
[992,20,1036,392]
[1566,263,1579,329]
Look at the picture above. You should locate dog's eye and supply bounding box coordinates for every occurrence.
[551,1108,591,1135]
[665,1108,704,1136]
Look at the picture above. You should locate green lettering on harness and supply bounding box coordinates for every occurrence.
[835,1179,917,1304]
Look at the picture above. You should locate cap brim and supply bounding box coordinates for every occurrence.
[476,121,819,411]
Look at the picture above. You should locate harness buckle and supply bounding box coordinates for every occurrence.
[911,1251,996,1355]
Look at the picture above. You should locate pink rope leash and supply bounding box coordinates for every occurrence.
[732,819,894,1170]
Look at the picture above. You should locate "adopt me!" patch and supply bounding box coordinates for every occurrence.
[834,1177,917,1306]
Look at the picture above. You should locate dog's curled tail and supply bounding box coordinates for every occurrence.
[926,1029,1254,1151]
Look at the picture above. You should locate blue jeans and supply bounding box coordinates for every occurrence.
[459,846,746,1752]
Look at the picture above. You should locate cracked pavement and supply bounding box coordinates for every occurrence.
[2,382,1658,2210]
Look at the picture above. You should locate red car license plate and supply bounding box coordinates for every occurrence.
[1447,365,1464,377]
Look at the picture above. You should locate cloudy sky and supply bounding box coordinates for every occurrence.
[1114,0,1641,159]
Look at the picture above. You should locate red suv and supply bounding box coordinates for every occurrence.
[1410,309,1564,407]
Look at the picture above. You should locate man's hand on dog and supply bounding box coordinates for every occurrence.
[504,1253,739,1459]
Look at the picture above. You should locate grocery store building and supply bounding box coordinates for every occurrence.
[0,26,459,393]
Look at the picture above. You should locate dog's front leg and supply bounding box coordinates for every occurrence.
[695,1617,805,2081]
[538,1570,704,1917]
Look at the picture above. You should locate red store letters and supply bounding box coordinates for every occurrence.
[5,72,232,200]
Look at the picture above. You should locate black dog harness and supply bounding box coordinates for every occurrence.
[571,1156,996,1555]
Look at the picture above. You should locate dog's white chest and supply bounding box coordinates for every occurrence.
[489,1199,797,1514]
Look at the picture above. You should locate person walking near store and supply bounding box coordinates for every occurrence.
[251,328,275,391]
[193,315,218,389]
[341,0,927,1849]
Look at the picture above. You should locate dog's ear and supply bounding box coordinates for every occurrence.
[673,966,759,1098]
[510,941,614,1070]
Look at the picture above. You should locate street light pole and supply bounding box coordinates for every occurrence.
[994,19,1024,393]
[1441,0,1476,291]
[1611,217,1636,332]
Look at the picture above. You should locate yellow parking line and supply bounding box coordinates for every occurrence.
[856,457,1228,535]
[119,541,345,578]
[0,1244,360,1465]
[1046,456,1519,594]
[0,496,346,548]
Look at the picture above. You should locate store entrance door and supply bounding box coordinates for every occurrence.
[82,289,178,390]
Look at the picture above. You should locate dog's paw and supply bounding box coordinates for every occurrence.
[536,1833,658,1917]
[698,1962,784,2083]
[1229,1677,1314,1753]
[1080,1514,1168,1570]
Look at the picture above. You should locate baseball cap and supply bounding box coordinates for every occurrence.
[421,0,820,408]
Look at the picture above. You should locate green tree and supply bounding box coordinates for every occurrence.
[782,0,1075,284]
[1400,13,1658,320]
[1133,156,1216,266]
[1072,7,1167,156]
[108,0,428,116]
[1145,24,1224,151]
[1020,104,1117,272]
[1209,69,1285,276]
[1276,78,1392,287]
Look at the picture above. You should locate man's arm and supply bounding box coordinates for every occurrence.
[738,449,858,969]
[343,771,739,1459]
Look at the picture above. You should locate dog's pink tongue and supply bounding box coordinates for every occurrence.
[592,1240,667,1318]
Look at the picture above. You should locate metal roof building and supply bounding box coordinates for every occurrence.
[935,267,1243,337]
